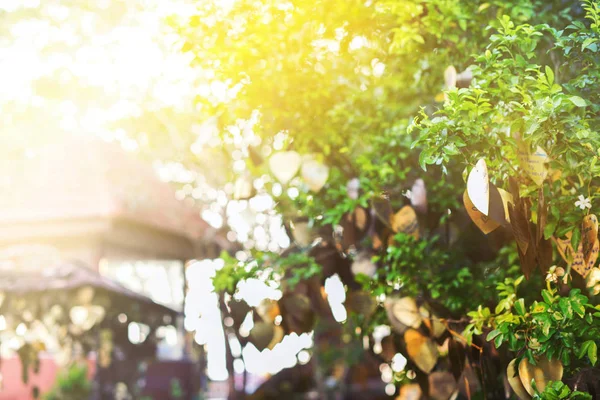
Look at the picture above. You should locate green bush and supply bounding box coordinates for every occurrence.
[44,364,91,400]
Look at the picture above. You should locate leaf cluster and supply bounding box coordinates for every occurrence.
[471,276,600,371]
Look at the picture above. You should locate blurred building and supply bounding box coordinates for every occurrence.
[0,136,223,398]
[0,136,216,266]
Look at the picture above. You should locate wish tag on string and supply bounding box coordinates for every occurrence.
[444,65,457,89]
[535,187,549,245]
[404,329,439,374]
[582,214,599,264]
[508,205,531,256]
[346,178,360,200]
[517,142,549,186]
[572,239,599,278]
[463,191,500,234]
[555,230,599,278]
[428,372,457,400]
[269,151,302,184]
[233,175,255,200]
[385,297,422,331]
[497,188,514,223]
[301,156,329,192]
[553,232,575,264]
[488,184,510,226]
[586,240,599,275]
[456,69,473,88]
[390,205,419,239]
[372,195,393,228]
[440,66,472,101]
[439,66,458,102]
[467,158,490,216]
[353,207,369,231]
[419,306,446,338]
[345,290,377,317]
[410,178,428,214]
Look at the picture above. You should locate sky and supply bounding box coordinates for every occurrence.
[0,0,197,147]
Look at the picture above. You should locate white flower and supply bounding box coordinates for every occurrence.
[575,195,592,210]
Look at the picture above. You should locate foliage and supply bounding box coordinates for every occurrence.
[212,251,263,295]
[212,250,320,294]
[44,364,91,400]
[172,0,600,397]
[468,273,600,371]
[358,235,526,314]
[407,0,600,388]
[412,2,600,245]
[533,381,592,400]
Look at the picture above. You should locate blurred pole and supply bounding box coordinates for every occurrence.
[91,330,102,400]
[217,293,237,400]
[198,344,208,396]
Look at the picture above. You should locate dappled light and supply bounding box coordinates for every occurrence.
[2,0,600,399]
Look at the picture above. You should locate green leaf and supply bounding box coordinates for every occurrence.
[486,329,502,342]
[545,66,554,85]
[578,340,591,359]
[582,37,597,51]
[542,290,554,305]
[561,349,571,366]
[559,298,573,319]
[514,275,525,287]
[444,143,460,155]
[536,313,552,336]
[514,298,526,316]
[552,311,563,321]
[418,149,428,171]
[572,301,586,318]
[494,334,504,349]
[588,341,597,366]
[544,220,557,240]
[569,96,587,107]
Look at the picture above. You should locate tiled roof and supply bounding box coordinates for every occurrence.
[0,256,179,322]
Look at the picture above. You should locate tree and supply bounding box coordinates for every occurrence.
[174,0,600,398]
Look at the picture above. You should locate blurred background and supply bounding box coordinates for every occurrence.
[0,0,332,399]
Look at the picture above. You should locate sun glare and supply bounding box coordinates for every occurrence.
[0,0,307,388]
